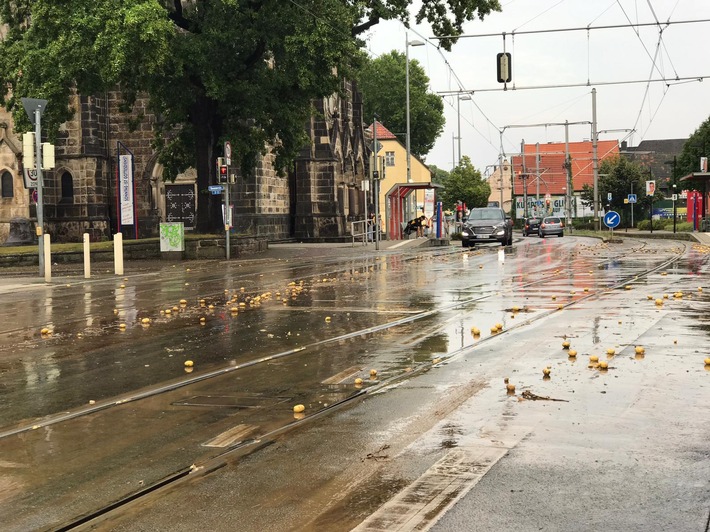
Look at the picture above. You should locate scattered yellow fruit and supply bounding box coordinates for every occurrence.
[354,378,363,385]
[542,367,551,376]
[663,294,669,299]
[165,309,172,315]
[704,358,710,365]
[635,346,645,355]
[293,404,305,413]
[562,340,570,349]
[180,299,187,305]
[699,287,703,292]
[512,306,520,313]
[40,327,50,335]
[625,285,632,290]
[647,295,654,300]
[655,299,663,306]
[551,295,557,300]
[589,355,599,363]
[506,383,516,393]
[599,360,609,370]
[325,316,331,323]
[119,323,126,330]
[495,323,503,331]
[490,326,498,334]
[184,360,194,367]
[119,284,125,289]
[370,369,377,376]
[230,307,238,313]
[584,287,589,292]
[141,318,150,324]
[568,350,577,357]
[606,348,615,356]
[471,327,481,336]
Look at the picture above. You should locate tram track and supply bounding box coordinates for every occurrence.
[3,238,691,531]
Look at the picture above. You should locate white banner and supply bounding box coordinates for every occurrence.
[424,189,435,218]
[515,195,565,218]
[119,154,134,225]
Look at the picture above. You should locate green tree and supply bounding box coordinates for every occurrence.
[0,0,501,232]
[440,156,490,210]
[677,116,710,180]
[428,164,450,185]
[580,156,662,226]
[358,51,444,157]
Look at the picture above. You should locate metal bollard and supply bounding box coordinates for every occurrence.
[43,233,51,282]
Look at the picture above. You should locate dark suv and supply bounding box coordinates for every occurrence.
[461,207,513,247]
[522,217,542,237]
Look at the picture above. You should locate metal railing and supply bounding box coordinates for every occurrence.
[350,220,372,247]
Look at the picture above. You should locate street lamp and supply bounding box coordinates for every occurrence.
[457,94,471,164]
[405,33,424,184]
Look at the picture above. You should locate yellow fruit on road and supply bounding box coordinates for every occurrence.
[293,404,305,413]
[184,360,194,367]
[606,348,615,356]
[562,340,571,349]
[542,367,551,376]
[141,318,150,324]
[354,377,363,385]
[647,295,654,300]
[40,327,50,335]
[471,327,481,336]
[370,369,377,376]
[490,326,498,334]
[506,383,516,393]
[599,360,609,369]
[568,350,577,357]
[179,299,187,305]
[589,355,599,363]
[512,306,520,313]
[635,346,645,355]
[325,316,331,323]
[655,299,663,306]
[704,357,710,365]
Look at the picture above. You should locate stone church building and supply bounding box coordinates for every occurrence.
[0,81,370,244]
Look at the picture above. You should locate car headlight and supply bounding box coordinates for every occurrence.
[462,231,470,237]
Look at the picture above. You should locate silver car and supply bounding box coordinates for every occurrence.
[539,216,564,237]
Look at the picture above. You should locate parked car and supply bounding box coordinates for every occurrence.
[522,217,542,237]
[539,216,564,237]
[461,207,513,247]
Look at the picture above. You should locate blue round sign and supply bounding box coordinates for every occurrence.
[603,211,621,229]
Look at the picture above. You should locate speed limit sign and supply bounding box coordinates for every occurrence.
[224,141,231,166]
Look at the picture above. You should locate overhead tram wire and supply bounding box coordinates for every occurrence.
[430,18,710,41]
[437,74,710,95]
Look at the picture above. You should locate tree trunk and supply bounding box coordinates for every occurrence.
[191,96,222,233]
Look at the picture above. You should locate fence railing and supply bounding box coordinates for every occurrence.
[351,220,370,247]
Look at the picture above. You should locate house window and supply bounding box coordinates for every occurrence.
[1,171,12,198]
[385,151,395,167]
[60,172,74,203]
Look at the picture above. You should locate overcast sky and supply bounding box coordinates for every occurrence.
[363,0,710,175]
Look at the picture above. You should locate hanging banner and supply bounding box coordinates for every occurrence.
[119,154,134,225]
[645,180,656,196]
[424,189,435,218]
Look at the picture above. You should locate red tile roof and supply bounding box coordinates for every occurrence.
[511,140,619,195]
[367,122,399,140]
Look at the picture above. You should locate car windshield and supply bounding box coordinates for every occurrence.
[545,217,561,223]
[468,209,503,221]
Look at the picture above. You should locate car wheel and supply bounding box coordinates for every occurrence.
[559,233,564,237]
[462,241,468,248]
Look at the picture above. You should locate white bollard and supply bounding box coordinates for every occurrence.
[114,233,124,276]
[43,233,51,282]
[83,233,91,279]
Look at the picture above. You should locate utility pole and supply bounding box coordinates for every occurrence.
[535,143,540,203]
[564,121,572,230]
[592,88,600,230]
[21,98,48,277]
[521,139,527,217]
[498,153,505,213]
[373,116,380,251]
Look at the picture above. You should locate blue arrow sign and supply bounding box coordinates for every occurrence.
[208,185,224,195]
[628,194,637,203]
[604,211,621,229]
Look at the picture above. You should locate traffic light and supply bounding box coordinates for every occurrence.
[219,165,228,183]
[22,132,35,169]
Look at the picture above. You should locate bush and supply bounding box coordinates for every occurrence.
[572,217,595,230]
[676,222,694,232]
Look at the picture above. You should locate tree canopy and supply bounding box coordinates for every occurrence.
[439,156,490,210]
[0,0,501,231]
[677,116,710,180]
[358,51,445,157]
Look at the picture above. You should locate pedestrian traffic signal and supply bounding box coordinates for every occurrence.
[219,165,228,183]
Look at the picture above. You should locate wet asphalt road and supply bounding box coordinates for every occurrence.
[0,235,708,531]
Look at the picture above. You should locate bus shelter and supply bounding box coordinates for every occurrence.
[679,172,710,230]
[385,182,442,240]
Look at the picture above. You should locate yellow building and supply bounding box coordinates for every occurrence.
[369,122,432,237]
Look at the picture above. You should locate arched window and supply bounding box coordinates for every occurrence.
[1,171,12,198]
[60,172,74,203]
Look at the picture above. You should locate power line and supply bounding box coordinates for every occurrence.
[431,18,710,40]
[437,74,709,95]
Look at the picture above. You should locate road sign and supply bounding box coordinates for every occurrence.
[208,185,224,194]
[603,211,621,229]
[607,192,612,201]
[672,193,678,201]
[623,198,629,204]
[224,141,231,166]
[628,194,637,203]
[21,98,48,125]
[23,168,38,189]
[371,141,382,154]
